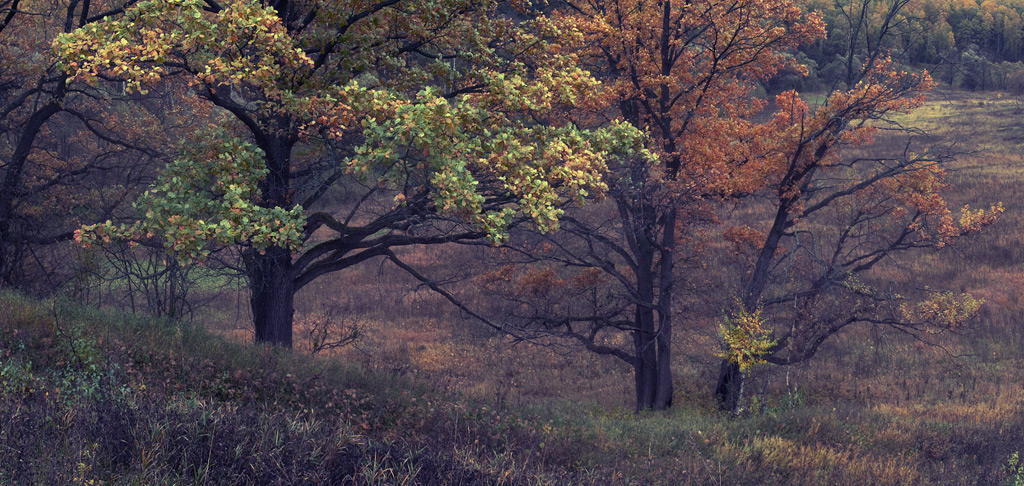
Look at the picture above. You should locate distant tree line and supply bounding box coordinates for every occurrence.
[765,0,1024,93]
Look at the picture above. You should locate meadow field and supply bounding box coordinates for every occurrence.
[3,91,1024,484]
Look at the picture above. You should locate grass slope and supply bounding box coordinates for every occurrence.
[0,291,571,485]
[4,289,1024,485]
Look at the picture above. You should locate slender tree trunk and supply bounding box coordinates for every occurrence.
[653,208,676,410]
[948,51,957,86]
[716,201,790,411]
[0,100,61,285]
[632,326,655,410]
[632,231,659,411]
[653,322,673,409]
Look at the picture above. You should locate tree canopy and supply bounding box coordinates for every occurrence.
[53,0,646,346]
[468,0,827,410]
[0,0,172,291]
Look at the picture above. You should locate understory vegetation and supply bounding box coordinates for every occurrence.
[4,258,1024,485]
[0,291,569,485]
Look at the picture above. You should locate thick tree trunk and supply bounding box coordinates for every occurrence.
[615,184,675,411]
[715,360,743,413]
[248,246,295,347]
[247,131,296,347]
[633,322,673,412]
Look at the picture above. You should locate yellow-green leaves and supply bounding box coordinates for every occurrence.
[75,126,305,262]
[53,0,311,93]
[348,87,644,243]
[56,0,649,249]
[901,291,984,332]
[717,307,776,372]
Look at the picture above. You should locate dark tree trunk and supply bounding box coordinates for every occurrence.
[630,214,675,411]
[246,131,297,347]
[715,360,743,412]
[632,307,673,412]
[652,324,673,410]
[714,198,791,412]
[652,208,676,410]
[248,245,295,347]
[632,326,656,410]
[632,229,659,411]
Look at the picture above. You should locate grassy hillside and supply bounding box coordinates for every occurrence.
[0,291,577,485]
[4,288,1024,485]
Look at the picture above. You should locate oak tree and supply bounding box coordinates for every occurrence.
[705,0,1001,413]
[474,0,997,413]
[474,0,825,410]
[713,57,1001,412]
[56,0,641,346]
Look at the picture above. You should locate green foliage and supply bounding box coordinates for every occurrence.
[52,0,649,249]
[75,125,306,261]
[1008,451,1024,486]
[53,0,311,94]
[0,356,37,399]
[717,307,776,372]
[349,87,645,242]
[790,0,1024,90]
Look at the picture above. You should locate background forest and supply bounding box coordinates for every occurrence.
[771,0,1024,92]
[1,0,1023,483]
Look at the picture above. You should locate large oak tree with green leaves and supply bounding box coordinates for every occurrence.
[55,0,643,346]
